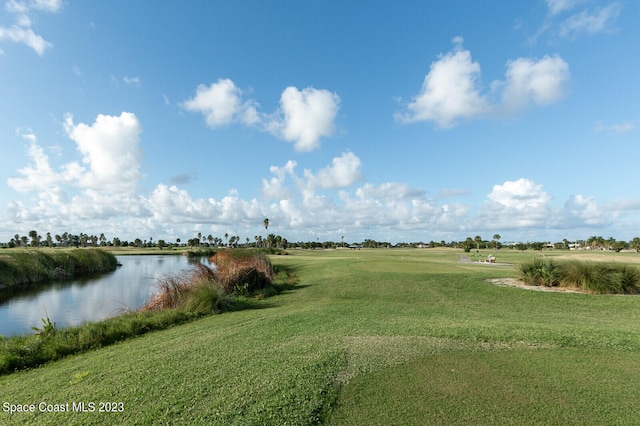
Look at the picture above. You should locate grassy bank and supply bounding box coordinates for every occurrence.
[0,249,118,288]
[0,249,278,374]
[0,249,639,424]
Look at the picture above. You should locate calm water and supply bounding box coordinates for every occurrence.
[0,255,207,337]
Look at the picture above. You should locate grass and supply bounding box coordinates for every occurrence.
[0,248,639,424]
[329,348,640,425]
[519,257,640,293]
[0,310,204,376]
[0,249,118,288]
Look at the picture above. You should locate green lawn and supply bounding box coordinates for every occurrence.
[1,248,639,425]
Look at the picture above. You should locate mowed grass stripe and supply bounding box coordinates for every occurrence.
[328,348,640,425]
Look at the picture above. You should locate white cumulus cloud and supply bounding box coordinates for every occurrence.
[306,152,362,189]
[183,79,340,151]
[395,38,489,128]
[9,112,143,197]
[64,112,143,194]
[396,38,569,128]
[479,178,552,228]
[268,86,340,151]
[561,194,609,226]
[501,55,570,109]
[262,160,298,200]
[8,142,64,192]
[182,78,260,128]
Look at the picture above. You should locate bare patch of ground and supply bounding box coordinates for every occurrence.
[486,278,585,294]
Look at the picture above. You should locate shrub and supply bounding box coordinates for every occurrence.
[211,249,274,293]
[517,258,559,287]
[182,280,225,314]
[520,258,640,294]
[558,261,640,294]
[616,264,640,294]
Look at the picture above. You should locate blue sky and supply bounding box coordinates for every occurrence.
[1,0,638,244]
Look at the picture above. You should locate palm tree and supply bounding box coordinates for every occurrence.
[464,237,474,252]
[474,235,482,250]
[587,236,603,250]
[492,234,501,250]
[29,230,40,248]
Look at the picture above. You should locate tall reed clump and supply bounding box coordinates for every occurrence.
[211,249,275,293]
[143,249,274,313]
[557,260,640,294]
[142,263,227,314]
[0,249,118,288]
[518,258,640,294]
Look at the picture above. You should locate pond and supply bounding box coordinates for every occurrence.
[0,255,208,337]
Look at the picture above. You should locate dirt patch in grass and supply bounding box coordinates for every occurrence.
[486,278,585,294]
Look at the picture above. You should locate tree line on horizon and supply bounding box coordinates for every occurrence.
[3,230,640,253]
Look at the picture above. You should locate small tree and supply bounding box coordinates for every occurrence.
[29,230,40,248]
[463,237,474,252]
[474,235,482,250]
[492,234,501,250]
